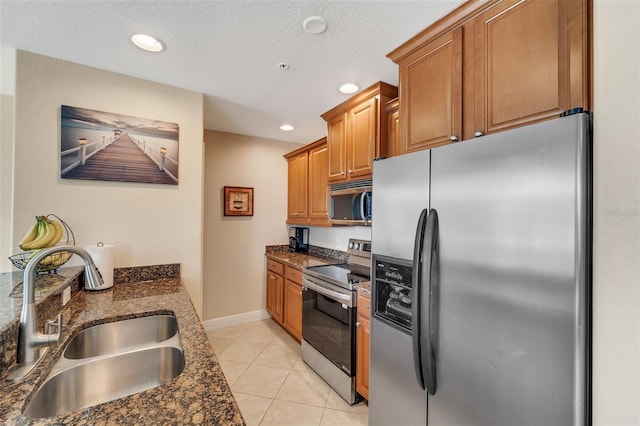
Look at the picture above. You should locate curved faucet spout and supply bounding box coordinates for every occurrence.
[24,245,106,302]
[7,245,106,382]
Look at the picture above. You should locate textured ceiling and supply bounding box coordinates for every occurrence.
[0,0,464,144]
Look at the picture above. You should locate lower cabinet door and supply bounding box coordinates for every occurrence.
[284,279,302,342]
[267,271,284,324]
[356,315,370,399]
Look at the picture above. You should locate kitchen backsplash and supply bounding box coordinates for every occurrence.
[113,263,181,284]
[266,245,349,263]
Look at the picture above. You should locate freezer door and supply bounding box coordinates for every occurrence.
[369,318,427,426]
[372,150,430,260]
[428,114,591,426]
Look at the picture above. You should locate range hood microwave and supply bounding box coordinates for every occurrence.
[329,179,372,226]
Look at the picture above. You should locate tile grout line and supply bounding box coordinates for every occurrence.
[209,320,367,425]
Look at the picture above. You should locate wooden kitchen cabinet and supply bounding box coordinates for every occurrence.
[308,140,329,225]
[266,259,284,325]
[397,27,462,153]
[283,266,303,342]
[471,0,591,136]
[322,82,398,182]
[384,98,400,158]
[356,291,371,400]
[388,0,591,153]
[266,259,303,341]
[286,150,308,222]
[285,137,330,226]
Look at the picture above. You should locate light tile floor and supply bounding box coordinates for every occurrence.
[206,319,368,426]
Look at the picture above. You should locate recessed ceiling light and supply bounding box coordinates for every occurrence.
[131,34,165,52]
[280,124,294,131]
[303,16,327,34]
[339,83,360,94]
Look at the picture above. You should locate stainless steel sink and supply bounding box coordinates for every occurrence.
[24,346,185,419]
[63,314,179,359]
[23,314,184,419]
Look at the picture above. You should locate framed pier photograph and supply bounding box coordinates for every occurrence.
[60,105,179,185]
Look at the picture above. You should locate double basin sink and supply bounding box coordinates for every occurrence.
[24,314,185,419]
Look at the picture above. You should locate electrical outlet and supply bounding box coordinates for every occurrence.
[62,286,71,306]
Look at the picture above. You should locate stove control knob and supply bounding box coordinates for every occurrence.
[348,241,354,249]
[353,242,360,250]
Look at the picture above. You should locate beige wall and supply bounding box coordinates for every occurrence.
[9,51,205,316]
[1,47,16,271]
[202,130,299,321]
[592,1,640,424]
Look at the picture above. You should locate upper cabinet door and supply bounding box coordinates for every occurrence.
[327,113,348,182]
[287,151,308,221]
[473,0,590,135]
[399,27,462,154]
[322,82,397,181]
[308,141,329,224]
[349,96,378,179]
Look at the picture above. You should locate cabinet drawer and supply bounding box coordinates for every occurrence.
[357,292,371,319]
[267,259,284,275]
[284,266,302,284]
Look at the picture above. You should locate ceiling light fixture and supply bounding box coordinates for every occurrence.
[280,124,295,131]
[131,34,165,52]
[303,16,327,34]
[339,83,360,94]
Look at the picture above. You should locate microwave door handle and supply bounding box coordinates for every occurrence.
[412,208,428,390]
[360,192,366,224]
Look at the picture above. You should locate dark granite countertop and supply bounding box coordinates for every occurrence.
[0,270,244,425]
[0,267,84,337]
[265,245,346,270]
[265,245,371,295]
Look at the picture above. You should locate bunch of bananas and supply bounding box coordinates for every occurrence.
[19,216,64,251]
[29,250,72,268]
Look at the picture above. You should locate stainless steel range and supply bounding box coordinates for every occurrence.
[302,238,371,405]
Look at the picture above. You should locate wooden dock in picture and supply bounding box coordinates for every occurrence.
[62,134,177,185]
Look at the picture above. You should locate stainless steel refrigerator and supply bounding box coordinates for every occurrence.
[369,112,591,426]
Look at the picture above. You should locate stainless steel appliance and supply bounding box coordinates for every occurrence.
[329,179,372,226]
[370,112,592,426]
[302,238,371,404]
[288,226,309,252]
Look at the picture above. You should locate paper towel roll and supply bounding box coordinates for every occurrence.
[86,242,114,289]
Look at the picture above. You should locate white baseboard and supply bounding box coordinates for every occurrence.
[201,309,271,331]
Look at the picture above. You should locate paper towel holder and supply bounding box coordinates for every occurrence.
[85,242,114,291]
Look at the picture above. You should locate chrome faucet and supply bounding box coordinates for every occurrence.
[6,245,105,382]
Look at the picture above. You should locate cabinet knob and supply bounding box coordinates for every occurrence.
[449,135,459,142]
[474,131,484,137]
[340,171,345,175]
[356,321,362,327]
[348,169,353,174]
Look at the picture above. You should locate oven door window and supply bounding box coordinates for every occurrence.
[302,287,355,376]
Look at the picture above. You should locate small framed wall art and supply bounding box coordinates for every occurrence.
[224,186,254,216]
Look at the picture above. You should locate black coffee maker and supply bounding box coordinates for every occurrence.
[288,227,309,252]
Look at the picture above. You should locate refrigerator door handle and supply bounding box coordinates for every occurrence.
[421,208,439,395]
[412,208,428,390]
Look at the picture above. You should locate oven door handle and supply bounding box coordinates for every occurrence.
[302,277,354,306]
